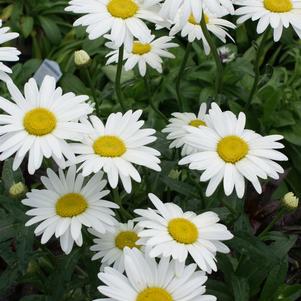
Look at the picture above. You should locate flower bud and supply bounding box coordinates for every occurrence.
[282,192,299,211]
[74,50,91,67]
[9,182,27,198]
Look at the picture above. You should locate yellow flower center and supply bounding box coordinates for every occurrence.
[136,288,173,301]
[115,231,140,250]
[263,0,293,12]
[188,14,209,25]
[132,42,152,55]
[217,135,249,164]
[168,218,198,244]
[189,119,206,127]
[56,193,88,217]
[107,0,138,19]
[23,108,56,136]
[93,135,126,157]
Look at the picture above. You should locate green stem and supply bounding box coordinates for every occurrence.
[246,29,270,109]
[220,198,237,216]
[113,188,133,221]
[85,69,100,117]
[115,45,126,111]
[259,208,285,239]
[200,13,223,99]
[176,42,192,112]
[143,75,168,122]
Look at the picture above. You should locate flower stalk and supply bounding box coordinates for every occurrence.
[176,42,192,112]
[259,207,286,239]
[115,45,126,111]
[200,12,223,100]
[85,68,100,117]
[143,75,168,122]
[246,29,270,109]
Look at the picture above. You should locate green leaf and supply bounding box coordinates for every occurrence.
[0,215,18,243]
[231,275,250,301]
[259,258,288,301]
[274,284,301,301]
[38,16,62,44]
[20,16,34,38]
[159,175,199,198]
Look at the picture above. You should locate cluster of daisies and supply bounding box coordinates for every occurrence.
[0,75,288,300]
[66,0,301,76]
[0,0,297,299]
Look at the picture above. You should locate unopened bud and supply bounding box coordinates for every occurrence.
[282,192,299,210]
[74,50,91,67]
[9,182,27,198]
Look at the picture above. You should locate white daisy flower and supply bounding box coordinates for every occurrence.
[162,103,208,156]
[97,247,217,301]
[65,0,162,49]
[72,110,161,193]
[170,11,236,54]
[0,20,21,82]
[179,103,288,198]
[22,166,119,254]
[106,35,178,76]
[135,193,233,274]
[0,76,93,174]
[160,0,235,24]
[235,0,301,42]
[89,220,142,272]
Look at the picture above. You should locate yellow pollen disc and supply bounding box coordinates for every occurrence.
[115,231,140,250]
[136,287,173,301]
[132,42,152,55]
[168,218,198,244]
[217,135,249,164]
[23,108,56,136]
[56,193,88,217]
[188,14,209,25]
[107,0,138,19]
[263,0,293,12]
[93,135,126,157]
[189,119,206,127]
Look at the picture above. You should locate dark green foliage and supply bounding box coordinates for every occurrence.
[0,0,300,300]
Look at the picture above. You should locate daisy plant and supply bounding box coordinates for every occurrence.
[89,220,142,272]
[97,247,217,301]
[135,193,233,273]
[0,76,93,174]
[106,35,178,76]
[22,166,118,254]
[72,110,161,193]
[179,103,288,198]
[162,103,208,156]
[235,0,301,107]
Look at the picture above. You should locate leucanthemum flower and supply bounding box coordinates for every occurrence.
[170,11,235,54]
[135,193,233,273]
[235,0,301,41]
[106,36,178,76]
[65,0,162,50]
[97,247,217,301]
[179,103,288,198]
[162,103,208,156]
[22,166,118,254]
[0,76,93,174]
[0,20,21,82]
[160,0,235,24]
[89,220,142,272]
[72,110,161,193]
